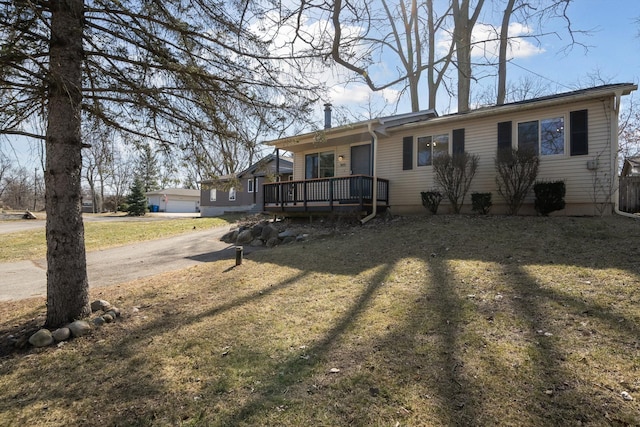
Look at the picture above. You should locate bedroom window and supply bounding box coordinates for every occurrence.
[517,117,565,156]
[247,179,255,193]
[417,133,449,166]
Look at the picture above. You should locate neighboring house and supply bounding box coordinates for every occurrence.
[200,154,293,217]
[621,156,640,177]
[145,189,201,213]
[265,83,637,217]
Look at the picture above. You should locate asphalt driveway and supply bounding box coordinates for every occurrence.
[0,224,254,302]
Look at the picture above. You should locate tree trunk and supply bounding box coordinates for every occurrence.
[45,0,91,327]
[453,0,484,113]
[497,0,516,105]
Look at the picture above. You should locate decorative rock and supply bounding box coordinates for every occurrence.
[250,239,264,247]
[236,229,254,244]
[266,237,280,248]
[52,327,71,342]
[296,234,309,242]
[93,317,106,327]
[111,307,121,317]
[251,223,265,236]
[281,236,295,245]
[260,224,279,241]
[105,310,118,319]
[29,329,53,347]
[103,313,114,323]
[278,229,296,239]
[69,320,92,337]
[91,299,112,312]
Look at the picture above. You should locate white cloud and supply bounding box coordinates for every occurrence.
[471,22,545,60]
[437,21,545,61]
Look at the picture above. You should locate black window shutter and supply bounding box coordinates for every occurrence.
[497,121,512,151]
[570,109,588,156]
[452,128,465,154]
[403,136,413,170]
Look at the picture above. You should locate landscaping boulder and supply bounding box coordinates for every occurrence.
[260,224,279,241]
[250,239,264,247]
[278,229,296,239]
[266,237,280,248]
[29,329,53,347]
[221,229,239,244]
[69,320,91,337]
[236,229,254,245]
[281,236,296,244]
[251,223,265,237]
[91,299,112,312]
[52,328,71,342]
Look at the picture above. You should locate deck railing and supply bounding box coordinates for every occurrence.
[263,175,389,213]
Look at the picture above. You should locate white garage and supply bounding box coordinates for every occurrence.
[145,189,201,213]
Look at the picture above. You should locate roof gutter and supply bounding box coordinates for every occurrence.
[361,122,378,224]
[611,89,640,220]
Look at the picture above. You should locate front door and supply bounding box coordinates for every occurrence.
[351,144,372,175]
[350,144,372,201]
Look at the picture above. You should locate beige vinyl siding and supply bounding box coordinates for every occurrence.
[378,96,616,214]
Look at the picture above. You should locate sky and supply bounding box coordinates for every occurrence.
[325,0,640,119]
[2,0,640,170]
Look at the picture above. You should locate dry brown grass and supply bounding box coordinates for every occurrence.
[1,215,639,426]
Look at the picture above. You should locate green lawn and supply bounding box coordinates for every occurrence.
[0,215,639,426]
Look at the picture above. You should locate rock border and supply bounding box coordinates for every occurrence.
[26,299,121,348]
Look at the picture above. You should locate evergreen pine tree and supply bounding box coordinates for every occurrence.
[126,178,148,216]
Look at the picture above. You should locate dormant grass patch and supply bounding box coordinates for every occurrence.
[0,216,237,262]
[0,215,639,426]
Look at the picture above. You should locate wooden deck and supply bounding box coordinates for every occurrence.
[263,175,389,216]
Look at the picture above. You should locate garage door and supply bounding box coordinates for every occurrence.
[166,200,199,213]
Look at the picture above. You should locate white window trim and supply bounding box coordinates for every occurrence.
[229,188,236,201]
[209,189,216,202]
[247,178,258,193]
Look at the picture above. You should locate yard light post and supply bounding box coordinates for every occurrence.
[235,246,243,266]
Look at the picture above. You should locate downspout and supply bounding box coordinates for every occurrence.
[611,90,639,219]
[361,122,378,224]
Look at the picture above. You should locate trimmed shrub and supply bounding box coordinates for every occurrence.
[471,192,492,215]
[421,190,443,214]
[534,181,566,216]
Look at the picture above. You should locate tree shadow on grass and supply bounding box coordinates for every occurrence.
[2,216,639,425]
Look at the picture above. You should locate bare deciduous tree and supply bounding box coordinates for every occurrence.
[495,147,540,215]
[1,0,321,326]
[433,151,479,213]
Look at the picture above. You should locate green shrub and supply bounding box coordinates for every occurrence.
[471,192,492,214]
[421,190,443,214]
[534,181,566,216]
